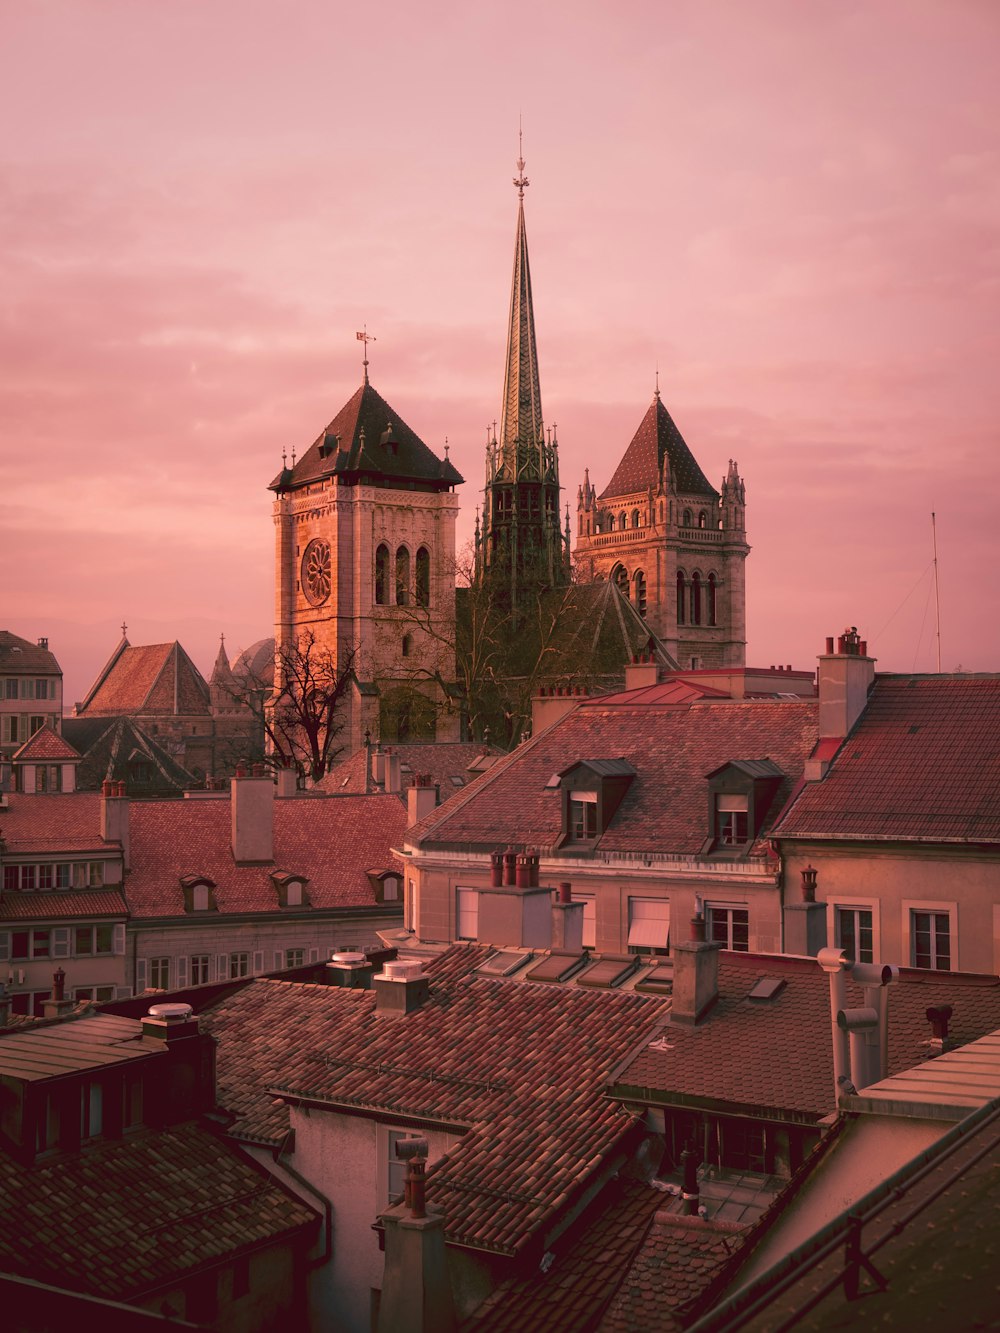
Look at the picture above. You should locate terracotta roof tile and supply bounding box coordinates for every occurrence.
[0,631,61,676]
[79,641,211,717]
[0,1120,316,1301]
[319,741,490,797]
[0,887,127,922]
[600,396,717,502]
[11,725,80,763]
[775,675,1000,843]
[614,952,1000,1118]
[201,947,669,1254]
[0,793,107,856]
[409,696,818,853]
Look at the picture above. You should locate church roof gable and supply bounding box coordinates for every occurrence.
[77,642,211,717]
[600,395,717,502]
[272,381,463,490]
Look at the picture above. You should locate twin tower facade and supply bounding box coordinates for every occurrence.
[271,155,749,748]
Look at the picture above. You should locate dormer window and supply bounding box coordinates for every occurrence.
[180,875,217,913]
[367,869,402,904]
[271,871,309,909]
[555,759,636,847]
[703,760,785,855]
[569,792,597,840]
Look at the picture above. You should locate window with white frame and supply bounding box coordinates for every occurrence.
[627,897,670,955]
[75,985,116,1003]
[569,791,598,841]
[572,893,596,949]
[285,948,305,968]
[706,905,749,951]
[229,952,250,979]
[911,911,951,970]
[191,955,210,985]
[835,907,873,963]
[456,888,479,941]
[150,957,170,989]
[715,794,749,847]
[385,1127,410,1206]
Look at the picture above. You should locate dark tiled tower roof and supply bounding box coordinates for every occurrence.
[601,393,717,501]
[270,380,463,493]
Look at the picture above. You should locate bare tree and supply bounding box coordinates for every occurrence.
[223,631,354,783]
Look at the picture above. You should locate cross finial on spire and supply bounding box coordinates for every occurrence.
[356,325,376,385]
[514,118,529,198]
[655,364,660,399]
[121,620,127,639]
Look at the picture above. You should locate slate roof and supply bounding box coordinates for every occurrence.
[600,395,717,502]
[0,631,61,676]
[271,380,464,491]
[0,888,128,923]
[318,741,492,797]
[598,1212,744,1333]
[61,717,198,795]
[201,945,668,1255]
[126,793,406,918]
[0,1119,317,1302]
[407,694,818,855]
[77,639,211,717]
[0,793,107,856]
[11,725,80,763]
[774,674,1000,844]
[614,952,1000,1119]
[463,1178,664,1333]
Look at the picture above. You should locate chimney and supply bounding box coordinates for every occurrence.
[275,761,297,798]
[374,745,386,786]
[817,626,875,741]
[326,951,374,989]
[551,882,584,952]
[784,865,827,956]
[624,654,659,691]
[680,1139,701,1216]
[37,637,48,651]
[384,751,402,795]
[847,961,898,1087]
[43,968,76,1021]
[142,1002,217,1123]
[671,908,721,1025]
[374,959,431,1016]
[531,685,582,736]
[101,779,130,871]
[231,767,274,863]
[926,1003,954,1053]
[377,1136,456,1333]
[407,774,437,827]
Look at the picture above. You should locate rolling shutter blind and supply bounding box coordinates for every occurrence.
[176,956,189,987]
[627,898,671,949]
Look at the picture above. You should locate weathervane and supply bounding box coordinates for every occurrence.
[514,119,529,199]
[356,325,376,384]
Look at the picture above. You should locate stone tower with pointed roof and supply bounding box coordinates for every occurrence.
[270,374,464,752]
[475,146,570,614]
[575,390,749,668]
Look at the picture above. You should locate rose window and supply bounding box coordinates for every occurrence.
[301,538,332,606]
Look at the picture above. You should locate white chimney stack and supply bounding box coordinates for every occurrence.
[100,779,130,871]
[817,628,875,741]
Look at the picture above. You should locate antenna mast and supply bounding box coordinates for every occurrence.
[931,511,942,672]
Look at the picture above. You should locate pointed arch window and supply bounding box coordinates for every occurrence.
[612,564,629,600]
[691,572,703,626]
[682,509,692,528]
[633,570,647,617]
[708,573,718,626]
[375,544,389,605]
[698,510,708,529]
[619,512,627,531]
[631,509,640,528]
[415,547,430,608]
[676,570,687,625]
[395,547,410,606]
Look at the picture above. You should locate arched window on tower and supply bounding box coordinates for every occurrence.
[375,544,389,605]
[708,573,718,626]
[691,572,703,626]
[619,512,627,531]
[631,509,640,528]
[682,509,692,528]
[395,546,410,605]
[402,634,412,658]
[612,564,629,600]
[633,569,647,617]
[415,547,430,608]
[676,569,687,625]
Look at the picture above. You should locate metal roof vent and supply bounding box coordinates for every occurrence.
[747,977,787,1002]
[147,1002,194,1024]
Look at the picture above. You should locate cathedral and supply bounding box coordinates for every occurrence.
[270,145,749,753]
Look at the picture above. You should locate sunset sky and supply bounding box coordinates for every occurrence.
[3,0,998,705]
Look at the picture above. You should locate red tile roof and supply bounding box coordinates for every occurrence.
[78,640,211,717]
[598,1212,743,1333]
[126,793,406,917]
[0,1119,316,1301]
[0,793,108,856]
[318,742,494,797]
[0,631,61,676]
[0,887,127,922]
[614,952,1000,1118]
[774,675,1000,844]
[599,395,717,502]
[12,725,80,763]
[201,945,669,1255]
[409,695,819,854]
[464,1178,664,1333]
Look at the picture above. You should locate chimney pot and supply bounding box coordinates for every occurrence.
[826,636,835,655]
[102,779,113,797]
[690,911,706,943]
[800,865,818,902]
[926,1004,953,1041]
[53,967,66,1002]
[558,881,572,905]
[490,851,504,887]
[502,849,517,886]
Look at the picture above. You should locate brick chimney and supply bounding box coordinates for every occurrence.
[231,764,274,863]
[141,1002,217,1123]
[384,750,402,795]
[275,760,297,798]
[377,1136,455,1333]
[407,774,437,827]
[551,882,584,952]
[817,627,875,742]
[784,865,827,956]
[624,652,659,692]
[43,967,75,1021]
[100,779,130,870]
[671,907,721,1025]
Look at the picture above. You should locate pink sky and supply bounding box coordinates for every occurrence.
[3,0,998,705]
